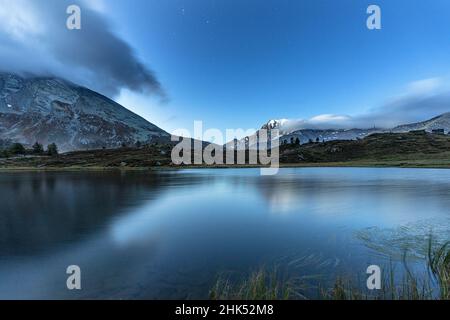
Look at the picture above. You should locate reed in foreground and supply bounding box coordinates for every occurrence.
[210,241,449,300]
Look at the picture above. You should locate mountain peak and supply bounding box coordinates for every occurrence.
[261,119,289,130]
[0,73,169,152]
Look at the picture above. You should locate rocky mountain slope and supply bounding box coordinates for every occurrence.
[0,73,169,152]
[258,113,450,146]
[392,112,450,133]
[279,128,382,144]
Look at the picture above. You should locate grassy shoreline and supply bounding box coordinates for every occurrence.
[1,160,450,172]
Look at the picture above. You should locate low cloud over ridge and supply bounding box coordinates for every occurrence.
[277,78,450,132]
[0,0,164,99]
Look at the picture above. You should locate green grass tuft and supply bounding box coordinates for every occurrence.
[210,241,450,300]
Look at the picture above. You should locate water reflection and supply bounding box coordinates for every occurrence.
[0,168,448,299]
[0,172,170,255]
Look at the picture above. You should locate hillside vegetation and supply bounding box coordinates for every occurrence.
[0,131,449,169]
[280,131,450,168]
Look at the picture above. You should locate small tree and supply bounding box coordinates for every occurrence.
[135,140,142,149]
[308,139,313,144]
[295,137,300,145]
[316,137,320,143]
[47,143,58,156]
[290,137,294,144]
[32,142,44,154]
[9,143,25,155]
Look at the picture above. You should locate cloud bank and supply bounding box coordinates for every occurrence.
[0,0,164,98]
[278,78,450,132]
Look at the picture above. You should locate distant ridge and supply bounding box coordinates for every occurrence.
[255,113,450,146]
[393,112,450,133]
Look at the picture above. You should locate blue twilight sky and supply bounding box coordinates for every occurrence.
[2,0,450,135]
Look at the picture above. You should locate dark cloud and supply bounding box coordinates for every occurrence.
[0,0,165,99]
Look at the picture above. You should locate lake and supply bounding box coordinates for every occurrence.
[0,168,449,299]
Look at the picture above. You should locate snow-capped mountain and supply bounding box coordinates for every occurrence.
[0,73,169,152]
[256,119,382,146]
[242,113,450,148]
[392,112,450,133]
[261,119,290,134]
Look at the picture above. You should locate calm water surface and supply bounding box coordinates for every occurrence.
[0,168,449,299]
